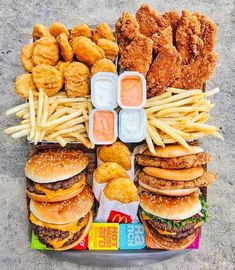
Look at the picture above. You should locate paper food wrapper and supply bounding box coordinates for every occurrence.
[95,193,139,223]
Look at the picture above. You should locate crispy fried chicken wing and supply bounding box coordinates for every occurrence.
[119,34,153,76]
[136,4,168,38]
[147,46,182,97]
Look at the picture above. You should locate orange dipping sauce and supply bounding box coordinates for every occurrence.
[120,75,143,107]
[93,110,115,142]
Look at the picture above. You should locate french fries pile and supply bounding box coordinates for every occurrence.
[4,89,94,148]
[145,87,223,154]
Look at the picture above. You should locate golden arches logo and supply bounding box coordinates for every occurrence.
[112,214,128,223]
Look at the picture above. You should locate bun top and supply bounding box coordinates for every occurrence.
[140,191,201,220]
[25,149,88,183]
[143,145,203,158]
[30,184,94,224]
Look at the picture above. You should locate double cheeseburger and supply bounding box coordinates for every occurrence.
[140,191,208,250]
[25,149,88,202]
[136,145,216,196]
[29,184,94,250]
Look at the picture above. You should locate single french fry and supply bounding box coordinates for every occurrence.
[53,116,86,130]
[145,92,172,106]
[6,103,29,116]
[204,87,220,97]
[29,90,36,139]
[47,124,84,138]
[37,89,44,124]
[166,87,187,94]
[11,128,30,139]
[185,122,219,132]
[145,132,157,154]
[71,131,94,149]
[21,119,30,124]
[4,124,31,134]
[48,98,59,118]
[55,136,67,147]
[147,123,165,147]
[40,94,49,127]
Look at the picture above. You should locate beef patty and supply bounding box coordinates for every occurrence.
[135,152,211,169]
[27,170,86,194]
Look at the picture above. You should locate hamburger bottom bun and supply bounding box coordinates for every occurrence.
[26,181,86,202]
[140,191,201,220]
[143,166,204,181]
[30,184,94,224]
[143,145,203,158]
[56,211,93,251]
[141,216,199,250]
[25,149,89,183]
[139,180,199,196]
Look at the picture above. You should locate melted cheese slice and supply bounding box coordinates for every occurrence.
[155,227,177,236]
[194,221,202,229]
[141,213,150,220]
[35,177,85,199]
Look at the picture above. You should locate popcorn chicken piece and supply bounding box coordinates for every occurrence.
[104,177,138,203]
[49,22,70,38]
[15,74,37,99]
[21,44,34,72]
[91,22,115,42]
[97,38,119,61]
[57,33,73,62]
[32,64,63,96]
[64,62,90,97]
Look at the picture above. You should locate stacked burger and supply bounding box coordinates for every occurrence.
[136,144,216,250]
[25,148,94,250]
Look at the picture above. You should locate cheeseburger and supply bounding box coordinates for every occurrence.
[25,149,88,202]
[136,145,216,196]
[29,184,94,250]
[140,191,208,250]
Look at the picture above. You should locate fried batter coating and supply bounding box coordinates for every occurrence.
[152,26,173,54]
[70,23,91,39]
[21,44,34,72]
[163,11,180,35]
[98,142,131,170]
[32,64,63,96]
[119,34,153,76]
[97,38,119,61]
[64,62,90,97]
[147,46,182,97]
[57,33,73,62]
[15,74,37,99]
[49,22,70,38]
[104,178,138,203]
[91,22,115,43]
[32,23,51,40]
[94,162,127,184]
[55,61,70,77]
[91,58,117,77]
[136,4,169,38]
[73,37,105,66]
[32,36,59,66]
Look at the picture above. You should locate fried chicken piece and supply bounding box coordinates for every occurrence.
[147,46,182,97]
[163,11,180,34]
[32,24,51,40]
[15,74,37,99]
[152,26,173,54]
[90,58,117,77]
[64,62,90,97]
[56,33,73,62]
[21,44,34,72]
[136,4,169,38]
[73,37,105,66]
[32,36,59,66]
[55,61,70,78]
[32,64,63,96]
[70,23,92,39]
[49,22,70,38]
[119,34,153,76]
[91,22,115,42]
[171,52,217,89]
[137,170,216,190]
[176,10,203,64]
[97,38,119,61]
[135,152,211,169]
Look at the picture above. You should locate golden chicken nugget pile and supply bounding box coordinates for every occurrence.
[16,22,119,99]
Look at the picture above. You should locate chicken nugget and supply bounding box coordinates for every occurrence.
[104,177,138,203]
[57,33,73,62]
[32,36,59,66]
[98,142,131,170]
[91,58,117,77]
[94,162,127,184]
[91,22,115,42]
[64,62,90,97]
[15,74,37,99]
[49,22,70,38]
[32,64,63,96]
[70,23,92,39]
[21,44,34,72]
[32,23,51,40]
[73,37,105,66]
[55,61,70,77]
[97,39,119,61]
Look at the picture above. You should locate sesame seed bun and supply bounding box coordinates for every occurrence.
[143,145,204,158]
[25,149,89,183]
[143,166,204,181]
[30,184,94,224]
[140,191,201,220]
